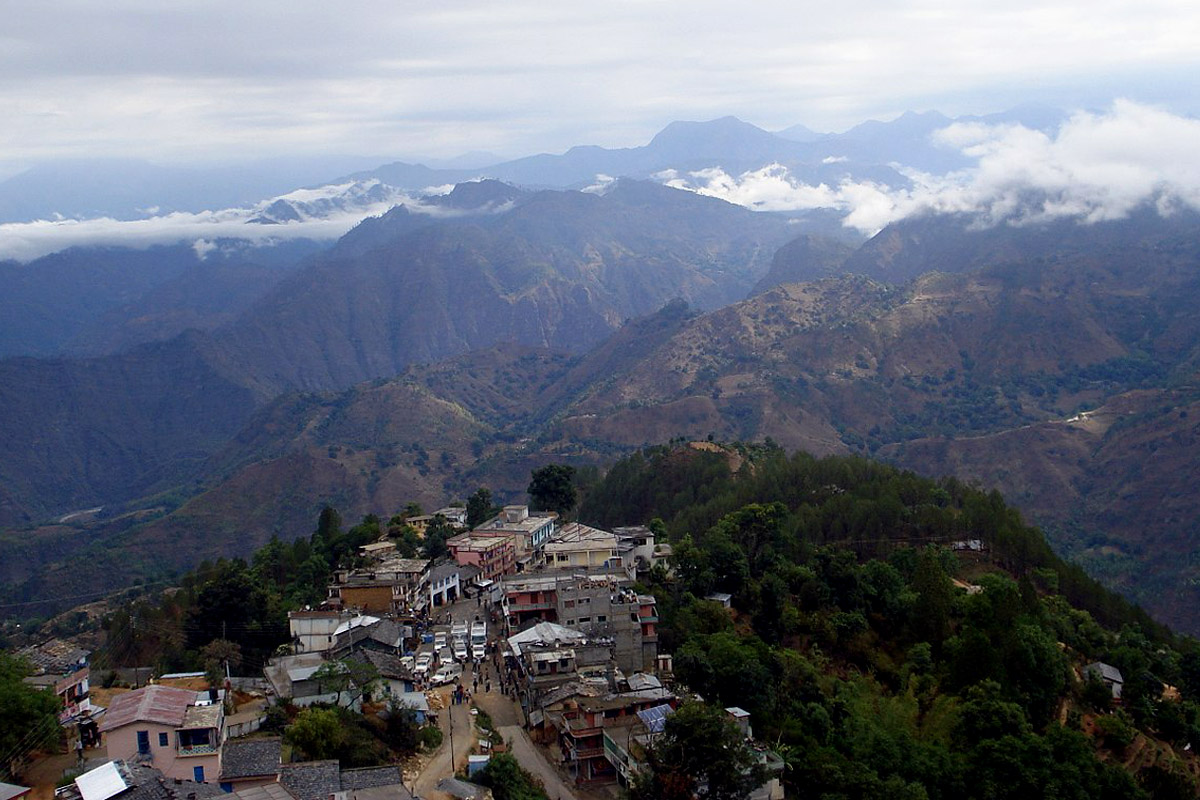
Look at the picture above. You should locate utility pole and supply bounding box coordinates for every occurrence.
[448,701,455,777]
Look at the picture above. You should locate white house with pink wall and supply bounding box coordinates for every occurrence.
[97,685,224,784]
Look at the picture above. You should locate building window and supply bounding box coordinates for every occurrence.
[194,766,205,783]
[136,731,150,754]
[158,732,168,747]
[596,615,607,622]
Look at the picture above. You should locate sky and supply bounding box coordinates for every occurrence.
[3,0,1200,173]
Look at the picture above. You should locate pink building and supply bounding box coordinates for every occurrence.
[98,685,223,784]
[447,533,516,581]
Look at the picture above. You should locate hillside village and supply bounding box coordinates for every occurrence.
[9,445,1200,799]
[2,495,784,800]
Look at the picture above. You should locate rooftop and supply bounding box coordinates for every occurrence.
[180,702,222,730]
[63,761,225,800]
[507,621,587,657]
[279,761,341,800]
[18,639,89,675]
[339,766,403,791]
[448,533,514,552]
[544,522,617,553]
[475,506,557,536]
[219,738,282,781]
[0,785,29,800]
[230,785,297,800]
[98,686,198,732]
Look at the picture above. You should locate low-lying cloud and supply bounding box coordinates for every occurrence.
[664,101,1200,234]
[0,180,457,262]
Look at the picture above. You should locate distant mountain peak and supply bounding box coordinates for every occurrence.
[427,178,527,211]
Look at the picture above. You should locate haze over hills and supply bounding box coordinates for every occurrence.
[0,104,1067,258]
[2,104,1200,637]
[0,178,796,526]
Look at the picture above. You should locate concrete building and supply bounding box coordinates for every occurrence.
[543,523,620,571]
[446,534,515,582]
[19,639,91,724]
[472,506,557,568]
[288,609,358,654]
[558,576,658,674]
[427,559,462,608]
[98,686,224,784]
[327,558,430,614]
[501,571,659,673]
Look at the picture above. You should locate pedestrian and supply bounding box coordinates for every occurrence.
[486,679,491,693]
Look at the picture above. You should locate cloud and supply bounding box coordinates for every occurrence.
[2,2,1199,170]
[664,101,1200,234]
[0,180,452,262]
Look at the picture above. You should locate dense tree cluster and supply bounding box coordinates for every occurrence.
[586,444,1200,798]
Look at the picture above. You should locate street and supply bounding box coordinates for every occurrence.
[412,592,602,800]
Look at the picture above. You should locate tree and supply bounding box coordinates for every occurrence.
[199,639,242,687]
[312,659,378,707]
[911,546,952,649]
[285,707,347,761]
[527,464,577,517]
[466,487,498,528]
[632,701,768,800]
[0,653,62,761]
[474,752,549,800]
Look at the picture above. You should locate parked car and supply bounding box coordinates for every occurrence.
[472,642,486,661]
[430,662,463,686]
[453,640,468,661]
[414,652,433,676]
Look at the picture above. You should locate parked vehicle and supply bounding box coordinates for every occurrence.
[414,651,433,676]
[472,642,486,661]
[453,640,468,661]
[430,662,463,686]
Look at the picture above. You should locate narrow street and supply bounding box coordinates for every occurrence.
[412,592,607,800]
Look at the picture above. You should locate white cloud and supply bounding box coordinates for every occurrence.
[1,2,1199,170]
[664,101,1200,234]
[0,180,450,262]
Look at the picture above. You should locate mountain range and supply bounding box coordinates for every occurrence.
[2,107,1198,636]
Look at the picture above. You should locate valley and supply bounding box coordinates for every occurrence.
[2,117,1199,638]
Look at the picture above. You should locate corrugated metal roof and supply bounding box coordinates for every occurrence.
[98,686,195,732]
[74,761,128,800]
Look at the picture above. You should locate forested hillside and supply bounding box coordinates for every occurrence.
[583,443,1200,798]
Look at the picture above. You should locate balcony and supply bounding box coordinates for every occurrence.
[177,742,218,756]
[507,601,555,613]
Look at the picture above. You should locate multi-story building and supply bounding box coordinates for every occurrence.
[446,533,515,582]
[558,576,658,674]
[500,571,658,673]
[543,523,620,570]
[327,558,429,614]
[558,685,676,786]
[288,610,358,654]
[601,704,785,798]
[472,506,557,569]
[501,574,561,630]
[98,685,224,784]
[19,639,91,723]
[427,559,462,608]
